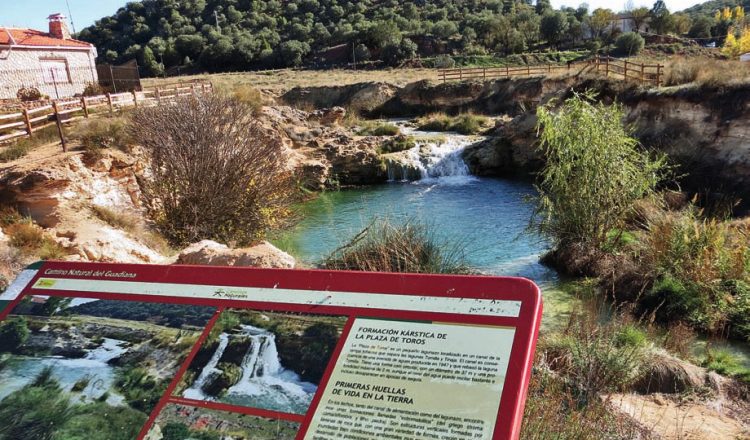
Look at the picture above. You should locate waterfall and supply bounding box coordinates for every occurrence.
[183,325,316,414]
[183,333,230,400]
[386,124,479,184]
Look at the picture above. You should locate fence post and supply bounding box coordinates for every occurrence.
[483,68,486,81]
[106,93,113,113]
[641,63,645,85]
[527,64,531,76]
[506,65,509,79]
[132,90,138,108]
[656,64,663,87]
[623,60,628,80]
[605,57,609,77]
[156,87,161,104]
[459,68,463,81]
[52,101,66,152]
[22,109,33,137]
[81,97,89,118]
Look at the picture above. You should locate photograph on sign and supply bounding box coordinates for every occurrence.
[175,309,347,415]
[0,295,216,439]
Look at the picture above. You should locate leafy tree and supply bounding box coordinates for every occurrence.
[381,37,417,66]
[533,93,668,248]
[615,32,645,55]
[630,7,651,32]
[650,0,674,35]
[672,13,692,35]
[175,34,206,60]
[0,317,29,353]
[279,40,311,67]
[540,11,569,48]
[688,16,713,39]
[589,8,615,40]
[353,43,371,62]
[536,0,552,15]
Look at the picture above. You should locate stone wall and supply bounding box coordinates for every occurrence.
[0,47,98,99]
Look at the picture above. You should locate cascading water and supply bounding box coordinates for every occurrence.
[183,333,229,400]
[184,325,316,415]
[385,123,481,184]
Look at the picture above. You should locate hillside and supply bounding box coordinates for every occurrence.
[77,0,586,74]
[684,0,749,17]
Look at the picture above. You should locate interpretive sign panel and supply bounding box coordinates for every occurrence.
[0,262,542,440]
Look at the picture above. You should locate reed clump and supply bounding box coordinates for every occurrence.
[324,219,471,274]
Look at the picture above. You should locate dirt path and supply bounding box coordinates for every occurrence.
[609,393,750,439]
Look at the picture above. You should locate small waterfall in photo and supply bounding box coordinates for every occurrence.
[184,325,316,415]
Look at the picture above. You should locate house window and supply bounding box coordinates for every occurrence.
[40,59,71,84]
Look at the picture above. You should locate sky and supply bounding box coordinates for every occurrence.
[1,0,709,32]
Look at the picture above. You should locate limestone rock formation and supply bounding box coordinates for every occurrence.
[176,240,295,269]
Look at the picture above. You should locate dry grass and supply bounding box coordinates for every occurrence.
[0,126,62,163]
[417,112,491,135]
[90,205,139,232]
[663,58,750,87]
[142,68,439,92]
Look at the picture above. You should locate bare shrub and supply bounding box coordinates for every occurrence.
[130,95,296,247]
[72,116,132,159]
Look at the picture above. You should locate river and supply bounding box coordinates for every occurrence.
[274,124,750,367]
[275,125,577,329]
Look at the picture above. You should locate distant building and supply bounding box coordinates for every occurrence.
[741,53,750,62]
[0,13,98,99]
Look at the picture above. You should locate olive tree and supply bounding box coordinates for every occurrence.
[533,93,669,248]
[131,95,296,247]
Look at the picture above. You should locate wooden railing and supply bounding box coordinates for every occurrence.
[0,81,213,151]
[438,63,577,82]
[592,55,664,87]
[438,56,665,87]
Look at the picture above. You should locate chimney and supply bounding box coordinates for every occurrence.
[47,13,71,40]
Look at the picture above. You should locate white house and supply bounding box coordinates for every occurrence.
[0,14,98,99]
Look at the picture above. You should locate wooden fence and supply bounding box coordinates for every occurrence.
[438,63,577,82]
[0,81,213,151]
[438,56,665,87]
[592,55,664,87]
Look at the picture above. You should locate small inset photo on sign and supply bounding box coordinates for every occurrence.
[0,296,216,439]
[175,309,348,415]
[144,403,300,440]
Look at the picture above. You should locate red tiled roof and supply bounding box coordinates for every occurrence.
[0,28,92,49]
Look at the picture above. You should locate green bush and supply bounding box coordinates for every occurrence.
[533,92,669,248]
[433,55,456,69]
[73,117,131,159]
[417,113,489,135]
[378,135,416,154]
[358,122,400,136]
[614,32,645,56]
[0,318,29,353]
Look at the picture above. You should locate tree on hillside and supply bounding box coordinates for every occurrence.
[650,0,675,34]
[540,11,569,48]
[630,7,651,33]
[588,8,615,40]
[688,15,713,38]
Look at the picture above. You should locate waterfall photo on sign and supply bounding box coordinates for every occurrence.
[175,309,347,415]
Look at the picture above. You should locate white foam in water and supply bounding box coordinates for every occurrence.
[184,325,316,412]
[390,123,480,185]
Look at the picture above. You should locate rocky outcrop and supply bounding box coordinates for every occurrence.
[308,106,346,126]
[176,240,295,269]
[281,82,398,115]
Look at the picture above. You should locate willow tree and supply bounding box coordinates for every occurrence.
[532,93,668,248]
